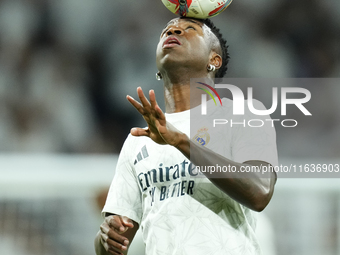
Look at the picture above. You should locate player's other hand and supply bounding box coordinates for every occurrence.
[99,215,134,255]
[127,87,185,147]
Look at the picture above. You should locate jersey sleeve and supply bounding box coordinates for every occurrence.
[231,99,278,167]
[102,135,143,224]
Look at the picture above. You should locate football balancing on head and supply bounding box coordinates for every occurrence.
[161,0,233,19]
[155,17,229,83]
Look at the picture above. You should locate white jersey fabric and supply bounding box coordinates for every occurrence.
[103,98,278,255]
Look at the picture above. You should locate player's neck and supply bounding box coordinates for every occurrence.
[162,72,214,113]
[163,82,190,113]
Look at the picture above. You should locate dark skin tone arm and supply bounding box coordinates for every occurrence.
[127,87,277,212]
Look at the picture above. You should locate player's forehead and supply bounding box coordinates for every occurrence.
[166,17,204,27]
[161,17,207,32]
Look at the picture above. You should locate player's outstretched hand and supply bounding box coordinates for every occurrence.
[127,87,185,147]
[99,215,134,255]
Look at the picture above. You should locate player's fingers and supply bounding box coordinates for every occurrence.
[105,215,126,233]
[107,247,124,255]
[130,127,149,137]
[101,222,112,235]
[155,105,166,123]
[121,216,134,228]
[102,234,127,250]
[106,229,129,247]
[127,95,145,115]
[101,232,128,252]
[137,87,151,109]
[107,235,128,251]
[149,90,158,111]
[100,233,123,255]
[100,229,128,252]
[100,234,110,250]
[149,90,165,121]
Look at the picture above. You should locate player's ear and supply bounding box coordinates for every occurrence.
[209,52,222,70]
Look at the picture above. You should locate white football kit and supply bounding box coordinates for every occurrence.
[103,98,278,255]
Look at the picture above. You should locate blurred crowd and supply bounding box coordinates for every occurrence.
[0,0,339,154]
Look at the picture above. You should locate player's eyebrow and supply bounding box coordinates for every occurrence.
[183,19,203,27]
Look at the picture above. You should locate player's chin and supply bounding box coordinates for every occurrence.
[160,60,186,73]
[159,51,187,65]
[157,50,179,61]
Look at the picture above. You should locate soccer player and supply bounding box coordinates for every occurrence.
[95,17,278,255]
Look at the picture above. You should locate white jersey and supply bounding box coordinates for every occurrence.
[103,98,278,255]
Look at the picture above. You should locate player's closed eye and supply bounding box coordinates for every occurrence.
[186,26,196,30]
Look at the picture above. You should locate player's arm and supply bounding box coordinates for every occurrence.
[127,87,276,212]
[95,213,139,255]
[178,139,276,212]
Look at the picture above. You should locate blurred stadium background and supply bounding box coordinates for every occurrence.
[0,0,340,254]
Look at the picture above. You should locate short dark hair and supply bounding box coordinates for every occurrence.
[202,18,229,78]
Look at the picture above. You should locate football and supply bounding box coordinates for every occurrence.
[161,0,233,19]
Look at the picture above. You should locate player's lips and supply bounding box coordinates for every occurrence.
[163,36,181,48]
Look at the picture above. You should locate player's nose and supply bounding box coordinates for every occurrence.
[166,26,184,36]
